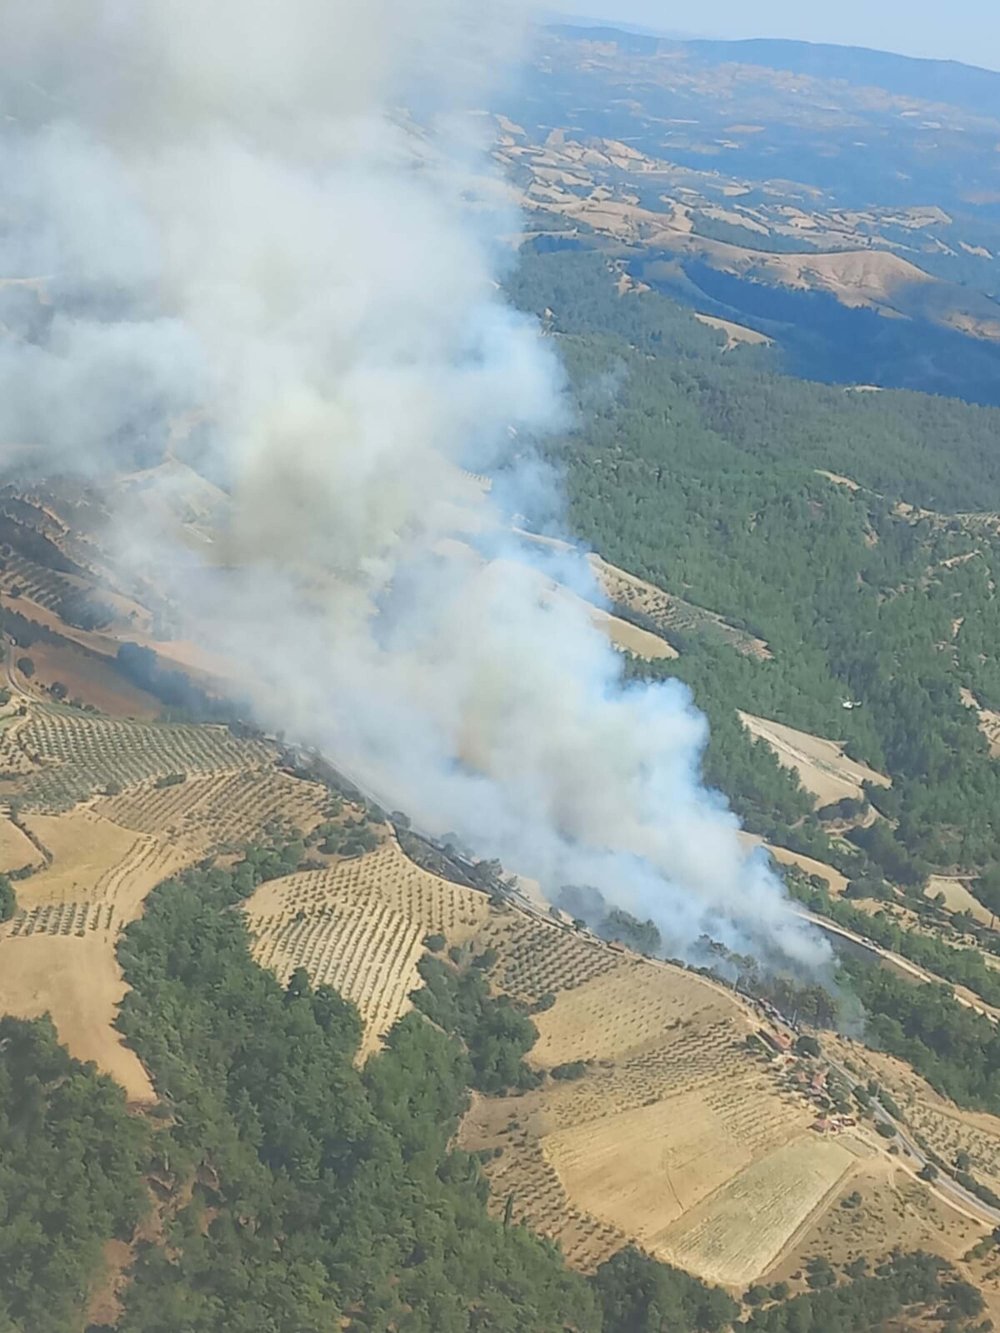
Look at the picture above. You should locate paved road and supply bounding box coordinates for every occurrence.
[822,1047,1000,1227]
[794,906,1000,1024]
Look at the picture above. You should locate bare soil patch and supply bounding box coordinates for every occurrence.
[16,639,160,718]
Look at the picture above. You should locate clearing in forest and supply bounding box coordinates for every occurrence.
[738,712,890,806]
[694,313,773,350]
[737,831,849,897]
[0,935,154,1102]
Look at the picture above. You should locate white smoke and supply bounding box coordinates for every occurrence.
[0,0,830,971]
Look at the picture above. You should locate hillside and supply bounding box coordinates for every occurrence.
[0,667,997,1329]
[493,25,1000,402]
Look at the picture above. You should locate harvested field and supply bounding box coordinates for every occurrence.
[463,923,841,1286]
[738,712,890,806]
[768,1158,986,1290]
[11,811,189,929]
[460,1091,629,1272]
[245,840,490,1056]
[18,811,146,906]
[660,1134,866,1286]
[0,935,154,1101]
[542,1093,754,1246]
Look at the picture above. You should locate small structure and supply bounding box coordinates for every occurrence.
[758,1028,792,1055]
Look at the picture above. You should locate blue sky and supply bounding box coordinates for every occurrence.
[546,0,1000,71]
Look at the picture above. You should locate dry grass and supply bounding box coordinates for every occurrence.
[738,831,849,896]
[0,815,43,874]
[926,874,992,926]
[738,712,890,806]
[694,313,773,349]
[0,936,154,1101]
[460,1090,629,1272]
[767,1160,994,1315]
[459,920,855,1287]
[541,1092,756,1246]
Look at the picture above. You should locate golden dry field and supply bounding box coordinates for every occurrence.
[660,1135,868,1286]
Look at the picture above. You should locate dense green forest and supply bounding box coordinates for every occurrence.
[0,1017,147,1333]
[509,249,1000,878]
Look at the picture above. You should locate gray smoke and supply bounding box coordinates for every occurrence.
[0,0,831,972]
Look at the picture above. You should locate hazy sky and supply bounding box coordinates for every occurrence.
[548,1,1000,72]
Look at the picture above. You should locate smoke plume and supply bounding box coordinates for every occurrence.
[0,0,830,972]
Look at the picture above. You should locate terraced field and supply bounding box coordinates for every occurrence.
[1,703,271,810]
[0,699,306,1098]
[98,765,329,848]
[454,916,887,1290]
[245,840,491,1057]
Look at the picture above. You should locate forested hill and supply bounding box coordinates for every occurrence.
[509,249,1000,880]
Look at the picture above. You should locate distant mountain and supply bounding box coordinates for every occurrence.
[551,25,1000,116]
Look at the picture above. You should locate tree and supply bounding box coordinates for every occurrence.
[919,1163,939,1182]
[16,655,34,678]
[0,875,15,922]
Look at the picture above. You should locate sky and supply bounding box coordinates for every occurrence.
[546,0,1000,72]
